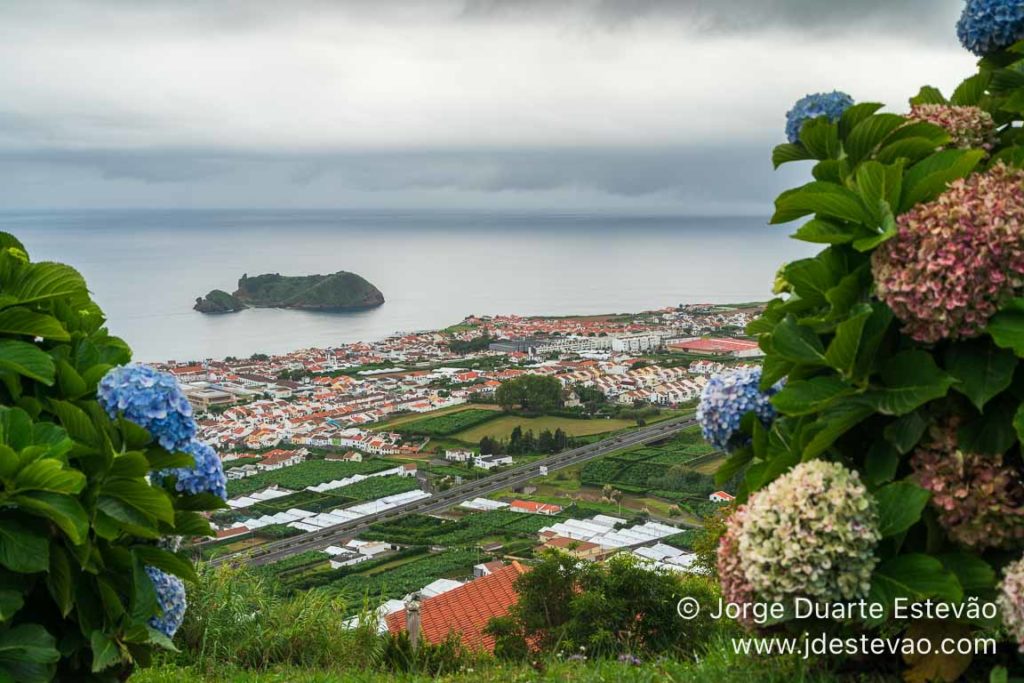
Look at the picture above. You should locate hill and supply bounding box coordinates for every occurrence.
[195,271,385,313]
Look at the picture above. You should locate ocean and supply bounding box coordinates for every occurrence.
[0,210,816,362]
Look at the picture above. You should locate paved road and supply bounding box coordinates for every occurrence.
[209,415,698,568]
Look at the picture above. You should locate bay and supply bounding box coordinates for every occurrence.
[0,209,815,361]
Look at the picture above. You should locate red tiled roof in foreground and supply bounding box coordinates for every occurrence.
[385,561,528,652]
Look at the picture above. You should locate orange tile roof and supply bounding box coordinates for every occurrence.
[385,561,528,652]
[509,500,562,514]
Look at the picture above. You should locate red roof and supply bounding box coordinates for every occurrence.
[509,500,562,514]
[669,337,760,353]
[385,561,528,651]
[712,491,735,500]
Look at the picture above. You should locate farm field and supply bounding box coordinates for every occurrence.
[391,408,501,436]
[371,403,501,430]
[691,453,726,475]
[225,459,395,497]
[328,549,481,602]
[454,415,634,442]
[362,509,563,547]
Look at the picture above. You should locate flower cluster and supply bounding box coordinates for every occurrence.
[155,439,227,500]
[785,91,854,144]
[910,419,1024,550]
[907,104,997,150]
[697,366,782,451]
[957,0,1024,56]
[100,364,228,501]
[735,461,880,603]
[999,556,1024,651]
[145,566,187,639]
[716,504,755,624]
[98,364,196,452]
[871,163,1024,343]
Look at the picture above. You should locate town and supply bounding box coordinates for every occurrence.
[177,302,762,651]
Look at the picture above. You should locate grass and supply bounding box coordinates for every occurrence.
[372,404,502,430]
[135,639,839,682]
[454,415,634,443]
[691,454,726,475]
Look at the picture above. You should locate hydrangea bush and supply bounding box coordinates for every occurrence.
[0,235,223,680]
[707,1,1024,677]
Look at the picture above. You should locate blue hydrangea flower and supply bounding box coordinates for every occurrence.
[145,566,186,638]
[697,366,782,451]
[785,91,855,144]
[98,364,196,452]
[153,439,228,500]
[957,0,1024,56]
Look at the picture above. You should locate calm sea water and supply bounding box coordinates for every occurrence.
[0,210,816,362]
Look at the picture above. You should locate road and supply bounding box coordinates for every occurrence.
[208,414,698,568]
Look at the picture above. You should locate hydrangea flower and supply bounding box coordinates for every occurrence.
[737,461,880,603]
[957,0,1024,56]
[907,104,997,151]
[145,566,186,638]
[153,439,228,500]
[910,418,1024,550]
[785,91,854,144]
[98,364,196,452]
[998,556,1024,651]
[872,163,1024,343]
[716,503,755,626]
[697,366,782,451]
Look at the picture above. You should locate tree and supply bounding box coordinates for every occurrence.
[496,551,726,658]
[495,375,563,415]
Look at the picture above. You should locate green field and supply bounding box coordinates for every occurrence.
[454,415,634,442]
[391,408,502,436]
[226,460,395,497]
[371,403,501,430]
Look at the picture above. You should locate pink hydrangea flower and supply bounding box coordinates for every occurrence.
[907,104,997,150]
[872,164,1024,343]
[910,418,1024,550]
[717,504,755,626]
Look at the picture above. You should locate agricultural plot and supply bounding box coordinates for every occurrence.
[455,415,634,442]
[226,459,394,497]
[329,549,480,602]
[392,409,500,436]
[363,509,563,547]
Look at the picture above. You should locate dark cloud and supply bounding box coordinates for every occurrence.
[0,146,806,212]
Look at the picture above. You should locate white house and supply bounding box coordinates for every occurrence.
[709,491,735,503]
[474,454,513,470]
[445,449,474,463]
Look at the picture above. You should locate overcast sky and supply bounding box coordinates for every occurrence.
[0,0,974,213]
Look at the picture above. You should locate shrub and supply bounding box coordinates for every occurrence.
[0,234,222,680]
[707,8,1024,678]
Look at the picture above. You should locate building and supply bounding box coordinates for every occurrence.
[537,535,604,560]
[386,562,528,652]
[445,449,474,463]
[668,337,763,358]
[709,491,735,503]
[258,448,307,471]
[610,333,663,353]
[509,500,562,516]
[474,454,512,470]
[474,560,507,578]
[325,451,363,462]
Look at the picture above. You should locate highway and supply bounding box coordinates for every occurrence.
[208,414,698,568]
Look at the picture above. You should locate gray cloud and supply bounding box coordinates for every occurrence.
[0,0,975,211]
